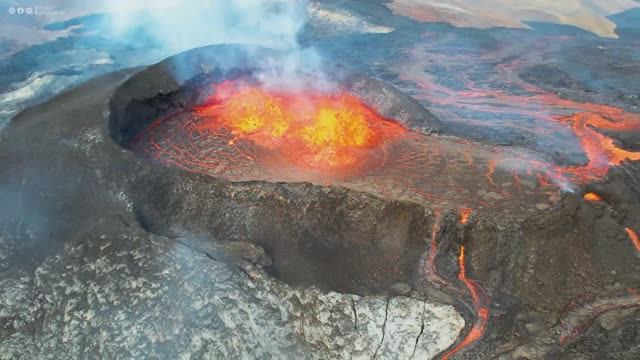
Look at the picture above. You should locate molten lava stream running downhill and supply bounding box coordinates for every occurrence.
[625,227,640,252]
[459,208,472,225]
[425,210,446,286]
[440,245,490,360]
[424,211,490,360]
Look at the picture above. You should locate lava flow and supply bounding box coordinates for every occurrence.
[422,212,490,360]
[397,39,640,189]
[459,208,473,224]
[440,245,490,360]
[625,227,640,252]
[548,112,640,183]
[583,192,602,202]
[192,80,406,174]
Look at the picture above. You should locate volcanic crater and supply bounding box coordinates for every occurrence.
[109,45,446,294]
[103,45,640,358]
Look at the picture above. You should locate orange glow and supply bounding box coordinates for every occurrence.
[555,112,640,182]
[583,192,602,202]
[485,159,496,187]
[397,46,640,188]
[195,80,405,170]
[440,245,490,360]
[625,228,640,251]
[301,104,372,148]
[457,245,467,280]
[459,208,472,224]
[209,86,287,137]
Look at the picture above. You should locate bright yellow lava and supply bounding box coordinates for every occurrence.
[301,104,373,148]
[195,81,406,169]
[218,87,288,138]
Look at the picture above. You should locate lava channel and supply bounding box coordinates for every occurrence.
[421,211,490,360]
[440,244,490,360]
[625,227,640,252]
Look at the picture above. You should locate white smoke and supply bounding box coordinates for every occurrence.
[99,0,336,89]
[102,0,308,53]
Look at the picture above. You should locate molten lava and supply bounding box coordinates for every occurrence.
[583,192,602,202]
[625,227,640,252]
[553,112,640,182]
[459,208,473,224]
[423,213,489,360]
[425,210,447,286]
[199,85,288,139]
[194,80,405,170]
[398,42,640,189]
[440,245,490,360]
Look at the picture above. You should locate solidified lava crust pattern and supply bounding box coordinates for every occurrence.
[397,37,640,189]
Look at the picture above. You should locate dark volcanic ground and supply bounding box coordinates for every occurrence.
[1,1,640,359]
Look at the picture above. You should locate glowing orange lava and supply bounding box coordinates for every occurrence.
[426,210,448,286]
[554,112,640,182]
[625,227,640,251]
[398,44,640,188]
[441,245,490,360]
[459,208,473,224]
[194,80,405,170]
[583,192,602,202]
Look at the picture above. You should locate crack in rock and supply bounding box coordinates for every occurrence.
[411,300,427,359]
[372,297,391,359]
[351,297,358,331]
[173,238,221,263]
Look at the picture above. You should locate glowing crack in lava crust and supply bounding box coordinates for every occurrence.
[190,80,406,176]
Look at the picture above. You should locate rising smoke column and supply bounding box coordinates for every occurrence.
[92,0,309,52]
[101,0,323,83]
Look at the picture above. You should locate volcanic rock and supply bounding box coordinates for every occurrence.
[0,216,463,359]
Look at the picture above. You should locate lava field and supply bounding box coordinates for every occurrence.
[1,2,639,359]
